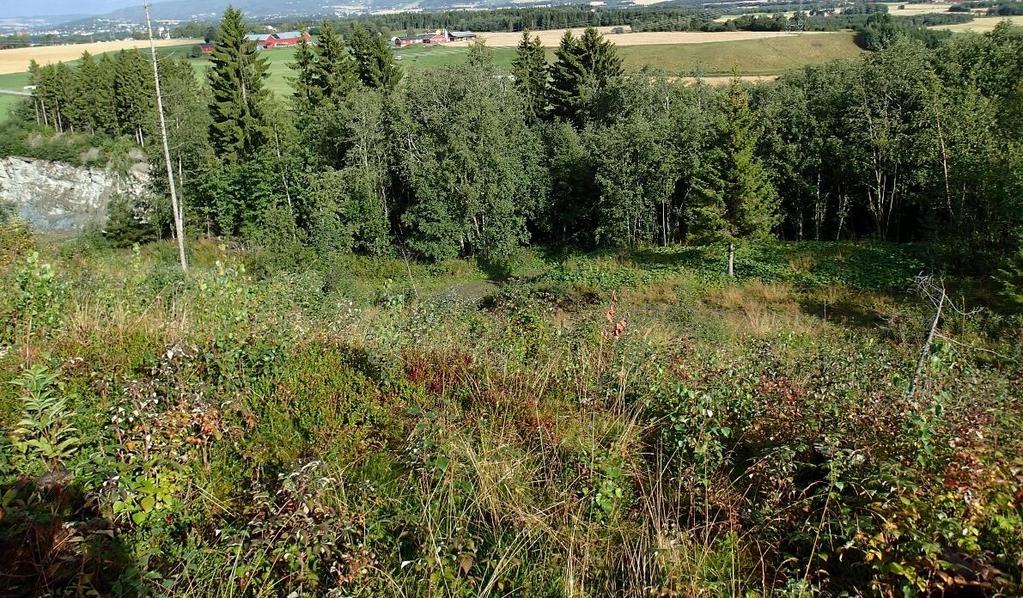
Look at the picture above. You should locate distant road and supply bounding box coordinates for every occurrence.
[0,89,30,96]
[0,39,201,75]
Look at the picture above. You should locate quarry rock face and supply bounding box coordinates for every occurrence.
[0,156,150,231]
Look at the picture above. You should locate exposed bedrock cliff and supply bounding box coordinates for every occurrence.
[0,156,150,231]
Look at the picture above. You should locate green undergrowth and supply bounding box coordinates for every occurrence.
[1,226,1020,596]
[0,122,143,170]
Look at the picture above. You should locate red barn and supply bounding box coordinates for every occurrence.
[243,31,311,50]
[261,31,311,49]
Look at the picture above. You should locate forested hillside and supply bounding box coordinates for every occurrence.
[1,7,1022,597]
[13,15,1023,272]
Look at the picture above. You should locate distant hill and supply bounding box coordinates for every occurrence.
[59,0,633,25]
[97,0,346,22]
[0,1,137,19]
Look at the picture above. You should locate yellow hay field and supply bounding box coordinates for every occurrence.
[932,15,1023,32]
[0,39,202,75]
[883,2,956,16]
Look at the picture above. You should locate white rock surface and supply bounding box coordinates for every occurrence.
[0,156,150,231]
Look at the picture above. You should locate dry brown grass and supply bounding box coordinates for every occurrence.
[0,39,201,75]
[447,26,823,48]
[709,281,794,310]
[706,281,821,338]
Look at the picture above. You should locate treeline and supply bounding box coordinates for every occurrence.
[18,13,1023,270]
[633,10,969,43]
[856,12,958,49]
[0,31,148,48]
[173,6,646,38]
[952,0,1023,14]
[163,1,956,39]
[23,52,198,145]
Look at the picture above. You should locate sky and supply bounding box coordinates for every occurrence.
[0,0,140,18]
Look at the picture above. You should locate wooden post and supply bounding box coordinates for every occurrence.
[727,242,735,277]
[144,0,188,273]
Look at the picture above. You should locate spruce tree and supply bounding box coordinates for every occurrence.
[290,34,320,112]
[51,62,76,134]
[314,22,357,103]
[74,52,117,135]
[689,81,779,242]
[349,24,401,90]
[208,7,270,162]
[512,31,548,122]
[548,31,584,124]
[113,50,154,144]
[69,52,95,133]
[32,64,58,131]
[93,55,119,135]
[548,27,622,126]
[578,27,623,87]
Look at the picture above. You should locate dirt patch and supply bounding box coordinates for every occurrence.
[0,39,201,75]
[447,27,823,48]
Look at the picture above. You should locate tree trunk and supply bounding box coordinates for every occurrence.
[727,242,735,277]
[145,0,188,273]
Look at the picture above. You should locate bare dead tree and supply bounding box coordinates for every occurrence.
[907,274,945,402]
[144,0,188,273]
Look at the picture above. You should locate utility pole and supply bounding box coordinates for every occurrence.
[144,0,188,272]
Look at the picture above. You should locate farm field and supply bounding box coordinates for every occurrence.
[449,26,825,47]
[215,31,861,97]
[0,39,202,75]
[0,95,17,120]
[0,72,32,122]
[618,32,863,75]
[713,11,795,23]
[882,2,956,16]
[932,15,1023,31]
[0,32,861,121]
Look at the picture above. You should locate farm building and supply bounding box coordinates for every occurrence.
[242,31,311,50]
[197,43,214,54]
[392,29,476,47]
[262,31,311,49]
[244,33,273,46]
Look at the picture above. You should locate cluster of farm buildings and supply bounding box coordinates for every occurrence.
[196,29,476,54]
[391,29,476,47]
[197,30,311,54]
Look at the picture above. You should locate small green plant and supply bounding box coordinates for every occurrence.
[14,251,61,335]
[9,364,79,469]
[996,246,1023,310]
[112,472,177,526]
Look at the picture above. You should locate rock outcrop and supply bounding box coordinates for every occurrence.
[0,156,150,231]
